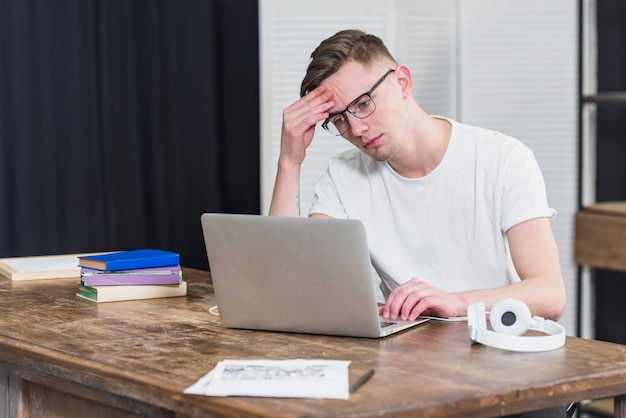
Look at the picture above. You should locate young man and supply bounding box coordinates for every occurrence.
[269,29,566,324]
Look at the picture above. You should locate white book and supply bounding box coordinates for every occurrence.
[76,281,187,303]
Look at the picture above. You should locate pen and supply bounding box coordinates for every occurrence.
[350,368,375,393]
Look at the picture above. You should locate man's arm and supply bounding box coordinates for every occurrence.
[380,217,566,321]
[269,161,303,217]
[499,216,566,320]
[269,86,335,217]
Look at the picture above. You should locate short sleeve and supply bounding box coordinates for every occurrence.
[499,145,556,232]
[308,164,349,219]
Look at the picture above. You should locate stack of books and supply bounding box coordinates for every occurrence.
[76,249,187,303]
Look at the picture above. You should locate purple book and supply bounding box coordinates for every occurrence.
[80,265,182,286]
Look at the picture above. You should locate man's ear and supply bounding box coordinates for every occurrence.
[394,65,413,98]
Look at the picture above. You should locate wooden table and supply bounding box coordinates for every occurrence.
[1,268,626,418]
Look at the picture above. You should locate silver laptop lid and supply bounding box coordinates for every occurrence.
[200,213,384,338]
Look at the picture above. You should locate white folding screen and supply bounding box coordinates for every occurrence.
[260,0,579,334]
[394,0,458,119]
[260,1,393,220]
[456,0,579,336]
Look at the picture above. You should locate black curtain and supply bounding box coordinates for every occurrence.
[0,0,260,270]
[593,0,626,343]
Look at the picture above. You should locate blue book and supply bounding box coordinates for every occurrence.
[77,249,180,271]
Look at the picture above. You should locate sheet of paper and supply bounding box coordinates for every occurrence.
[184,359,351,400]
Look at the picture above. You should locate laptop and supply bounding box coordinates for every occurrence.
[200,213,429,338]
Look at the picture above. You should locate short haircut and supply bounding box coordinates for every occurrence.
[300,29,397,97]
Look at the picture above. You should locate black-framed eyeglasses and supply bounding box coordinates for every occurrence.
[321,68,395,136]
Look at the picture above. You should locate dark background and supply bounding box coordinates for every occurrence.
[0,0,260,270]
[593,0,626,344]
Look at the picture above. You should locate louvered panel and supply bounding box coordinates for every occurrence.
[260,1,391,215]
[396,0,457,118]
[460,0,579,334]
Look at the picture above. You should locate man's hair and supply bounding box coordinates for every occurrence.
[300,29,397,97]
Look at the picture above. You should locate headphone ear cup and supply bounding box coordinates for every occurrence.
[489,298,532,336]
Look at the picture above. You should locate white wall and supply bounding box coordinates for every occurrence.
[260,0,579,334]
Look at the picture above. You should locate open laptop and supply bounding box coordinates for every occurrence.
[200,213,428,338]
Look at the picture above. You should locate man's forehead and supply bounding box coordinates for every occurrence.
[322,63,379,109]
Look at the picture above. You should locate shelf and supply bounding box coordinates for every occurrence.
[575,201,626,273]
[583,92,626,104]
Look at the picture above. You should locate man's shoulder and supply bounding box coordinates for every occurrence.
[448,118,529,154]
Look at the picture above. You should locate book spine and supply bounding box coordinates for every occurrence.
[80,267,182,286]
[76,281,187,303]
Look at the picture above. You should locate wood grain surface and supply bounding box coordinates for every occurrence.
[576,202,626,272]
[1,268,626,417]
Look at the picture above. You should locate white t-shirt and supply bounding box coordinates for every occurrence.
[309,118,555,298]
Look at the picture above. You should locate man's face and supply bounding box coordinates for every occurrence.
[322,61,410,163]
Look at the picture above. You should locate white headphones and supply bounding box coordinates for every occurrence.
[467,298,566,352]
